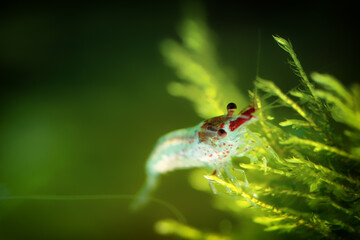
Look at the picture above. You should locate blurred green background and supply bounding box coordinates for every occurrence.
[0,1,358,239]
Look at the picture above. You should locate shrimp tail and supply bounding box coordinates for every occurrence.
[131,172,159,211]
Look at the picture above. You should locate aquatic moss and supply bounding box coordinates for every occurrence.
[157,10,360,240]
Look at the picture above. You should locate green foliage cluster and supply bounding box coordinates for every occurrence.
[157,11,360,240]
[160,6,247,119]
[247,36,360,238]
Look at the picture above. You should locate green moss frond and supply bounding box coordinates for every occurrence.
[205,175,336,237]
[311,73,353,105]
[284,157,360,186]
[255,78,318,129]
[311,73,360,132]
[280,136,359,160]
[160,10,247,119]
[155,219,230,240]
[272,36,315,99]
[279,119,311,129]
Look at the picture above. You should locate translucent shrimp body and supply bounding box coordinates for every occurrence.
[132,103,264,209]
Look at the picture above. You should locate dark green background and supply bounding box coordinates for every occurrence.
[0,1,358,239]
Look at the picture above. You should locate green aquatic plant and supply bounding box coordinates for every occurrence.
[157,11,360,240]
[160,6,247,119]
[155,219,230,240]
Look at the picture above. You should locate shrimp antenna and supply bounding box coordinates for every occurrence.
[0,194,187,224]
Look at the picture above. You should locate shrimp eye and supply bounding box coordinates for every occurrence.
[227,103,237,110]
[227,103,237,117]
[217,129,227,138]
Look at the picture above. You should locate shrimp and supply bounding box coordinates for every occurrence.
[132,102,271,209]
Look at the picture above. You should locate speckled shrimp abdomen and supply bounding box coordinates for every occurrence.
[131,126,205,209]
[147,126,206,175]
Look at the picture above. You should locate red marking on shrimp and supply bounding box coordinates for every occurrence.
[209,154,213,157]
[220,123,225,129]
[239,104,257,115]
[212,170,217,175]
[229,117,251,131]
[226,151,229,153]
[241,106,256,116]
[223,143,226,146]
[229,105,257,131]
